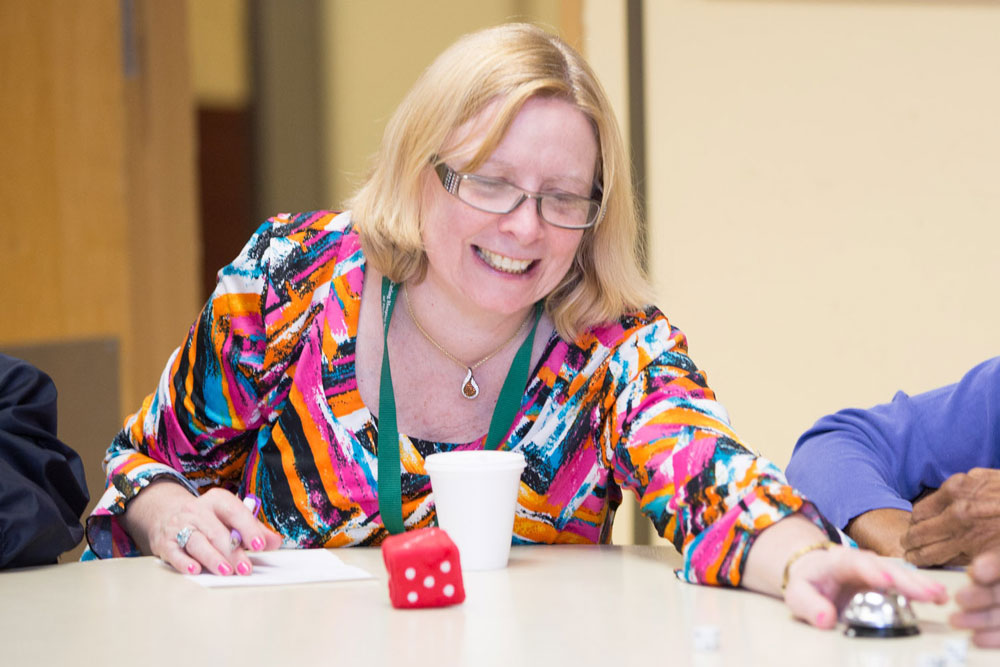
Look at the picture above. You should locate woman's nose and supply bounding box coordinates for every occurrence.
[497,195,545,243]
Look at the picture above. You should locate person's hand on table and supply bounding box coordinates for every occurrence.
[782,543,949,629]
[745,516,948,630]
[902,468,1000,567]
[121,480,282,575]
[951,550,1000,648]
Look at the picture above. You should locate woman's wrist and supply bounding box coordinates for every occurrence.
[743,515,831,596]
[120,478,195,555]
[781,540,835,593]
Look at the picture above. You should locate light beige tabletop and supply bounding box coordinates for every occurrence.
[0,545,990,666]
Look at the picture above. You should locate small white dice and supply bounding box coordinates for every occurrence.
[943,638,968,665]
[915,653,945,667]
[693,625,720,651]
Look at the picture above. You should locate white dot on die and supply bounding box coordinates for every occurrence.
[404,567,416,580]
[439,560,451,573]
[407,591,418,603]
[423,575,435,588]
[443,584,455,597]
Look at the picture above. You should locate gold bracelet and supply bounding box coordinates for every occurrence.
[781,540,835,592]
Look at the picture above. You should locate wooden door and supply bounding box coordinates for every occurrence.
[0,0,200,560]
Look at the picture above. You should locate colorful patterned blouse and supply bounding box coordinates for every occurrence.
[84,210,836,584]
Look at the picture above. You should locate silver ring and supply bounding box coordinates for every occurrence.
[176,525,196,550]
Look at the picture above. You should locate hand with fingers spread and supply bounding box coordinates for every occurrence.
[902,468,1000,567]
[120,480,282,575]
[951,550,1000,648]
[743,516,948,630]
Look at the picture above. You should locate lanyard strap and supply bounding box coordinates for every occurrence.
[377,276,541,534]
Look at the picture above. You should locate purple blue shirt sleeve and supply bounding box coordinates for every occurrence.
[786,356,1000,529]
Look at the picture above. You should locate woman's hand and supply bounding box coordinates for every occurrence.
[950,550,1000,648]
[744,516,948,629]
[782,544,948,629]
[121,480,282,575]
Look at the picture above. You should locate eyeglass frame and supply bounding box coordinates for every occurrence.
[431,158,604,230]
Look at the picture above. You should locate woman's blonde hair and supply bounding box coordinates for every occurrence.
[349,23,651,341]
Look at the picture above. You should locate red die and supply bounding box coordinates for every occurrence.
[381,527,465,609]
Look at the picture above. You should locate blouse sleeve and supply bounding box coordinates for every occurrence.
[602,315,839,586]
[84,214,319,558]
[785,356,1000,529]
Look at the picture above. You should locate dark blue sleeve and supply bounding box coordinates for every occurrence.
[786,357,1000,529]
[0,354,90,568]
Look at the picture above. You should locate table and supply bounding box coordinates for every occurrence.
[0,545,990,666]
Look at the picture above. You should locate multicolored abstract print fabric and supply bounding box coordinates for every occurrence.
[84,210,838,584]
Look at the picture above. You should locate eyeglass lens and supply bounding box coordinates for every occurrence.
[450,170,599,229]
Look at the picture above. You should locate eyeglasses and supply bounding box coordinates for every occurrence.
[433,160,603,230]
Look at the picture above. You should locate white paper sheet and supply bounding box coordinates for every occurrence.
[185,548,375,588]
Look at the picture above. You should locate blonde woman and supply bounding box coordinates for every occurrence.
[86,23,945,628]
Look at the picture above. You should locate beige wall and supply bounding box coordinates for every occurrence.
[582,0,628,135]
[643,0,1000,468]
[187,0,249,107]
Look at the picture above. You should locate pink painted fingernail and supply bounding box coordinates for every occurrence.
[237,561,251,576]
[251,537,265,551]
[187,563,198,574]
[883,572,894,585]
[218,562,233,576]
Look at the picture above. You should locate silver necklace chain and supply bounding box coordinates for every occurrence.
[402,284,531,399]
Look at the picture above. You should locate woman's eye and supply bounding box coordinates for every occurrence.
[546,196,577,214]
[468,177,510,195]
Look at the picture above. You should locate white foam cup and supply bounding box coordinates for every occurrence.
[423,450,526,571]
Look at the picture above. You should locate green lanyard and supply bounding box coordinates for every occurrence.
[377,276,542,534]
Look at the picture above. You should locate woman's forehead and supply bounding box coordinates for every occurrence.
[441,96,595,172]
[440,97,507,164]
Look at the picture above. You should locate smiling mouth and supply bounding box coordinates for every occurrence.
[475,246,535,275]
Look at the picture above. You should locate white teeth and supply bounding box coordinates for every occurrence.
[476,247,532,274]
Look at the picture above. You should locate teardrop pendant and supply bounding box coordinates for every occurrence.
[461,367,479,399]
